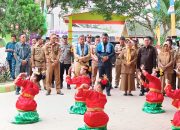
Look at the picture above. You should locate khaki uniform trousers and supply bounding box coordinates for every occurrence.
[46,62,61,92]
[115,64,121,87]
[92,61,98,85]
[120,73,135,91]
[160,73,172,94]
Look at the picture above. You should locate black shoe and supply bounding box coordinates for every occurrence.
[15,91,20,95]
[46,90,51,96]
[67,84,71,89]
[114,86,118,88]
[128,93,133,96]
[123,93,127,96]
[139,93,144,96]
[107,93,111,96]
[57,91,64,95]
[107,92,111,96]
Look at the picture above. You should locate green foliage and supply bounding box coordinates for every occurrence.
[51,0,180,38]
[0,0,47,37]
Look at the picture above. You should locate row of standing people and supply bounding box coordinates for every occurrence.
[5,33,115,96]
[6,32,179,97]
[114,36,180,96]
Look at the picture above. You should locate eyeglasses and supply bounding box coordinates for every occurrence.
[88,37,92,38]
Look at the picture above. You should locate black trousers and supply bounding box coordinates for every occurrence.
[172,70,176,90]
[89,59,92,79]
[98,65,112,93]
[60,62,71,85]
[140,69,152,94]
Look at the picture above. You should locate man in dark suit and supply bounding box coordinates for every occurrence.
[137,36,157,96]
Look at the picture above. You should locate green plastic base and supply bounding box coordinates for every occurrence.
[172,126,180,130]
[12,111,39,124]
[69,102,87,115]
[78,125,107,130]
[142,102,165,114]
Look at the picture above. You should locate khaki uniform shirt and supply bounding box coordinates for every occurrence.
[91,44,98,64]
[175,48,180,69]
[31,43,46,68]
[158,50,174,74]
[115,44,125,65]
[120,48,137,74]
[44,43,60,64]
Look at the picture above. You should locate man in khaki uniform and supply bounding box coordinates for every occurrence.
[31,36,46,89]
[175,46,180,89]
[91,35,100,87]
[166,39,176,90]
[132,39,140,88]
[74,35,91,76]
[30,38,37,76]
[114,36,125,88]
[44,33,63,95]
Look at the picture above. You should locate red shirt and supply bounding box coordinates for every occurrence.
[66,75,91,88]
[143,71,161,90]
[77,89,109,128]
[14,77,39,111]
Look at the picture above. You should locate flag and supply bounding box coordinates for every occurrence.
[42,0,48,38]
[168,0,175,14]
[155,0,161,45]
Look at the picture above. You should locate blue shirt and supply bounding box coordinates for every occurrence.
[96,42,115,67]
[14,42,31,63]
[6,42,16,60]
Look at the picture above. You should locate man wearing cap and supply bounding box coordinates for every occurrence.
[31,36,46,89]
[96,33,115,96]
[91,35,100,87]
[85,34,93,45]
[114,36,125,88]
[74,35,91,76]
[44,33,63,95]
[56,35,60,44]
[29,37,37,76]
[59,35,72,89]
[86,34,93,78]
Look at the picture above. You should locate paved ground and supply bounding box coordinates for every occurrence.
[0,82,176,130]
[0,47,175,130]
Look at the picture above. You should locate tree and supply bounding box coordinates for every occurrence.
[0,0,47,37]
[50,0,180,38]
[133,0,180,38]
